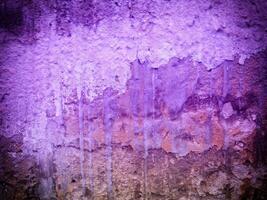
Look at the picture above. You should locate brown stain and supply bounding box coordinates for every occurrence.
[65,115,79,137]
[112,118,134,144]
[211,117,225,149]
[190,110,209,124]
[162,132,172,153]
[90,118,105,144]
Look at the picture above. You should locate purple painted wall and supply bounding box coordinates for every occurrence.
[0,0,266,199]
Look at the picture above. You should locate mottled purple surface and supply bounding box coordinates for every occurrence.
[0,0,267,199]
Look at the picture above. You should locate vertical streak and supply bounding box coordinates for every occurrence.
[222,63,230,149]
[222,63,232,199]
[104,92,113,200]
[88,103,94,199]
[152,68,155,126]
[143,65,149,200]
[59,80,66,136]
[223,63,230,98]
[78,90,86,195]
[238,65,244,110]
[206,70,213,148]
[58,79,69,194]
[144,132,148,200]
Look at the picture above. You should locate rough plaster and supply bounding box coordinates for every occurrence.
[0,0,267,199]
[1,0,267,100]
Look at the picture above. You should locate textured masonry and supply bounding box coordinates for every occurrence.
[0,0,267,199]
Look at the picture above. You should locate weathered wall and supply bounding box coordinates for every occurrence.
[0,0,267,199]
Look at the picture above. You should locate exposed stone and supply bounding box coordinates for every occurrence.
[203,171,228,195]
[221,102,234,119]
[0,0,266,199]
[232,164,251,180]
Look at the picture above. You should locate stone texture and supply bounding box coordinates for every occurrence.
[0,0,267,200]
[221,102,234,119]
[1,52,266,199]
